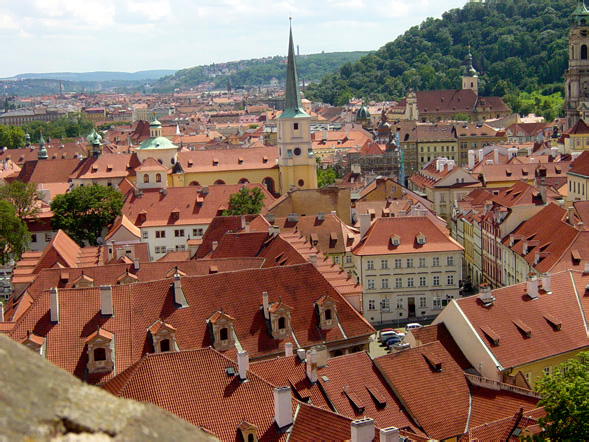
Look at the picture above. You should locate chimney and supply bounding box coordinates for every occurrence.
[173,273,188,307]
[567,206,575,224]
[447,159,455,171]
[309,254,318,268]
[306,349,318,383]
[312,344,329,368]
[297,348,306,361]
[108,240,115,261]
[100,285,113,316]
[530,157,535,164]
[245,222,250,233]
[50,287,60,323]
[273,225,280,237]
[262,291,269,320]
[351,417,375,442]
[202,185,209,195]
[468,150,475,169]
[539,179,546,203]
[330,210,337,216]
[285,342,293,357]
[133,258,140,271]
[493,149,499,165]
[359,213,372,238]
[478,149,484,162]
[237,350,249,381]
[380,427,400,442]
[241,215,246,230]
[541,273,552,294]
[551,146,558,159]
[273,386,293,429]
[584,261,589,274]
[212,241,218,251]
[0,303,3,322]
[527,275,539,300]
[508,147,517,159]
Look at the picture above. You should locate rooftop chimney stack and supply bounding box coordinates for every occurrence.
[527,275,539,300]
[50,287,60,323]
[245,222,250,233]
[297,348,306,361]
[284,342,293,357]
[262,291,269,320]
[309,254,318,268]
[468,150,475,169]
[380,427,400,442]
[493,149,499,165]
[359,213,372,238]
[237,350,249,381]
[173,273,188,307]
[306,349,318,383]
[133,258,140,271]
[541,273,552,294]
[0,303,3,322]
[100,285,113,316]
[478,149,484,163]
[212,241,218,251]
[273,386,293,429]
[241,215,246,230]
[351,417,375,442]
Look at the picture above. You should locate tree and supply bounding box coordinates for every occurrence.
[50,185,124,246]
[0,201,30,264]
[317,159,338,188]
[534,351,589,440]
[0,180,41,221]
[222,187,265,216]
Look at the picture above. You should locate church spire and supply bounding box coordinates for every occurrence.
[280,19,308,119]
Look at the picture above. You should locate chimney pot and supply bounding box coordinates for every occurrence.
[237,350,249,381]
[50,287,59,323]
[351,417,375,442]
[100,285,113,316]
[273,386,293,429]
[284,342,293,357]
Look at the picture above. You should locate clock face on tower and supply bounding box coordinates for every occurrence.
[582,29,588,37]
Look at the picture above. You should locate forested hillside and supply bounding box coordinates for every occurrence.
[154,52,369,92]
[305,0,573,119]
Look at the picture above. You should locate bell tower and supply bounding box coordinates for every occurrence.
[565,0,589,129]
[277,20,317,193]
[462,47,478,96]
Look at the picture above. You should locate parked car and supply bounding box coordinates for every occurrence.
[380,330,404,343]
[406,323,423,331]
[386,336,403,348]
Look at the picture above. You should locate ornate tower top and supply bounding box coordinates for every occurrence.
[464,46,478,77]
[279,20,308,120]
[573,0,589,26]
[37,133,48,160]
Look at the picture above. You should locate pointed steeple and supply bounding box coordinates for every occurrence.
[279,19,308,119]
[464,46,478,77]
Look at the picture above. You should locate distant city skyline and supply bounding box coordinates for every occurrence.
[0,0,467,78]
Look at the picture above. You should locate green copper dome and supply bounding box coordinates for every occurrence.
[573,0,589,26]
[139,136,177,150]
[38,134,48,160]
[464,49,478,77]
[86,129,102,145]
[356,103,371,121]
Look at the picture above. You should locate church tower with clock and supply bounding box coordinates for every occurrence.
[277,22,318,193]
[565,0,589,129]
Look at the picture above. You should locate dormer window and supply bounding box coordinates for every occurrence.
[238,421,258,442]
[390,234,400,246]
[73,273,94,288]
[416,233,426,245]
[268,299,293,339]
[315,295,338,330]
[20,331,45,356]
[117,271,138,285]
[148,319,178,353]
[85,327,114,374]
[208,310,236,351]
[143,174,149,183]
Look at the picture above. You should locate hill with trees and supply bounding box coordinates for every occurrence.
[305,0,574,120]
[154,51,370,92]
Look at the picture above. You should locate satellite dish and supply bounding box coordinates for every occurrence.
[96,237,104,245]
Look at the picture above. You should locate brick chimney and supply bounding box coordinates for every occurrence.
[273,386,293,429]
[380,427,400,442]
[238,350,249,381]
[284,342,293,357]
[100,285,113,316]
[541,273,552,294]
[50,287,59,323]
[526,275,539,300]
[262,291,269,320]
[306,349,318,383]
[351,417,375,442]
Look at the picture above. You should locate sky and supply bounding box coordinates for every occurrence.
[0,0,468,78]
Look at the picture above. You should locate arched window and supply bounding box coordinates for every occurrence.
[325,309,332,320]
[238,178,249,184]
[263,177,275,194]
[156,173,162,183]
[160,339,170,352]
[248,434,254,442]
[220,327,228,341]
[143,174,149,183]
[94,348,106,361]
[214,179,226,185]
[278,317,286,330]
[189,181,200,186]
[582,44,588,60]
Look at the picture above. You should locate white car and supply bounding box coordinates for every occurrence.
[406,323,423,331]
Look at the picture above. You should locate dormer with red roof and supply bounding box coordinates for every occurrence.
[20,331,45,355]
[148,319,178,353]
[85,326,114,374]
[315,294,338,331]
[268,299,293,340]
[207,310,236,351]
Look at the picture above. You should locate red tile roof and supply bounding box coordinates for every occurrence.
[102,348,287,441]
[454,270,589,369]
[195,215,267,259]
[176,146,278,173]
[569,149,589,177]
[408,323,472,370]
[16,159,85,184]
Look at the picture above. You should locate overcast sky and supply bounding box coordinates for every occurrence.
[0,0,467,78]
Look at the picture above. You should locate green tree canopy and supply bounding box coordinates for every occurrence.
[0,201,30,264]
[222,187,265,216]
[50,185,124,246]
[0,180,41,221]
[534,351,589,440]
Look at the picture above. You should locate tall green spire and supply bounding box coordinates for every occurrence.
[37,133,48,160]
[279,20,308,119]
